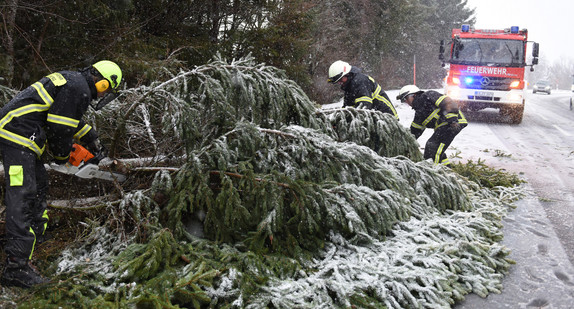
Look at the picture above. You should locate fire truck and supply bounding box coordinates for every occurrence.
[439,25,539,124]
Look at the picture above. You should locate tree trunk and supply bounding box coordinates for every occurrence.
[1,0,18,86]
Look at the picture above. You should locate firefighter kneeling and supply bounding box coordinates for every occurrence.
[397,85,467,166]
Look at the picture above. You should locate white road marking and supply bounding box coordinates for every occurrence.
[553,125,572,137]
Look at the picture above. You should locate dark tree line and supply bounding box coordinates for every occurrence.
[0,0,474,104]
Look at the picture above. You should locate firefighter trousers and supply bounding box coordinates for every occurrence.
[424,124,463,166]
[1,144,49,263]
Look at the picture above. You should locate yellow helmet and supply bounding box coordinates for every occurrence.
[92,60,122,91]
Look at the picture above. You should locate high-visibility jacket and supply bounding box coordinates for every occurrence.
[410,90,468,139]
[0,70,98,161]
[341,67,399,119]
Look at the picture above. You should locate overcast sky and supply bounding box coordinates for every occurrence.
[465,0,574,64]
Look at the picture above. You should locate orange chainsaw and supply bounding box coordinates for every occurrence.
[49,144,126,182]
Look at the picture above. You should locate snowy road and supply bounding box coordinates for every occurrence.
[452,91,574,264]
[482,92,574,264]
[394,90,574,308]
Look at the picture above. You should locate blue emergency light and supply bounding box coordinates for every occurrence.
[461,24,470,32]
[510,26,519,33]
[464,77,474,85]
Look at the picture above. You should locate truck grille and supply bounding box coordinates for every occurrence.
[460,76,513,91]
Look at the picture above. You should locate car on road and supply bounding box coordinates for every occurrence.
[533,80,551,94]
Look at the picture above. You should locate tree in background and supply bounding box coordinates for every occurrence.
[0,0,315,91]
[526,54,574,91]
[0,0,18,86]
[0,0,135,87]
[1,0,473,103]
[548,59,574,90]
[308,0,474,104]
[416,0,475,87]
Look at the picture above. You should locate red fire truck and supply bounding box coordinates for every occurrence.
[439,25,539,124]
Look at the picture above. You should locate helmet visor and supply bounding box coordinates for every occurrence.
[396,92,408,102]
[328,72,344,84]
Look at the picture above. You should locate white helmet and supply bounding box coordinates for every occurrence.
[328,60,352,83]
[396,85,421,102]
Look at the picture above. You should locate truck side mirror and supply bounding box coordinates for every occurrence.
[530,57,538,72]
[532,42,539,57]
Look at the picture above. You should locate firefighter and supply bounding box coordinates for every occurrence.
[396,85,467,166]
[0,60,122,288]
[327,60,398,119]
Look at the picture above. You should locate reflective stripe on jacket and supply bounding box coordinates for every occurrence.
[410,90,467,139]
[341,67,399,119]
[0,71,98,159]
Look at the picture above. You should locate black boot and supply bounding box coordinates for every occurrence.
[1,258,49,288]
[34,231,51,245]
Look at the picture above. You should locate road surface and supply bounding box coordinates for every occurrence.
[444,90,574,308]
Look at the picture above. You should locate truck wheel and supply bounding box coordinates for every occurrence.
[510,104,524,124]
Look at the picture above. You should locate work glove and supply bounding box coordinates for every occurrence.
[53,157,69,165]
[450,122,461,131]
[85,140,108,165]
[86,148,106,165]
[444,112,459,125]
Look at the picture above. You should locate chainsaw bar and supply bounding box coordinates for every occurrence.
[49,163,127,182]
[74,164,127,182]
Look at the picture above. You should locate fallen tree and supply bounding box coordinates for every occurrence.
[0,55,523,308]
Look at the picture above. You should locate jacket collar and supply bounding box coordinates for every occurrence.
[80,69,98,100]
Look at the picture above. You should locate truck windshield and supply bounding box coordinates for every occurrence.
[451,38,524,67]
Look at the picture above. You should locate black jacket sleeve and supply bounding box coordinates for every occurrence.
[410,112,426,139]
[343,90,355,107]
[45,76,91,160]
[73,121,98,144]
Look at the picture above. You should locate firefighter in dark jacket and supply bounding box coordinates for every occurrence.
[0,60,122,288]
[397,85,467,166]
[328,60,398,119]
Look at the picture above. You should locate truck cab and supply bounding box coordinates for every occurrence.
[439,25,539,124]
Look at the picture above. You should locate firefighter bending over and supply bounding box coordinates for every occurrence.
[397,85,467,166]
[0,60,122,288]
[328,60,399,119]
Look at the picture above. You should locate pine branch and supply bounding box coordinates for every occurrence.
[209,170,291,189]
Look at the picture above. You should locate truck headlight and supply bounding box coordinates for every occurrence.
[509,93,523,101]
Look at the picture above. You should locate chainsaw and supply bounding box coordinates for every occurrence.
[49,144,127,182]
